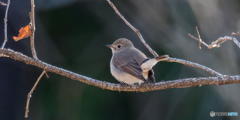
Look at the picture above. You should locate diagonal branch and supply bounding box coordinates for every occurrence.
[25,70,46,118]
[0,48,234,92]
[1,0,11,48]
[106,0,159,57]
[165,58,222,76]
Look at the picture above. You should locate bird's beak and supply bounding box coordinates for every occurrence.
[105,44,112,48]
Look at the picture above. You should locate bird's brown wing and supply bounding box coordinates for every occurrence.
[112,48,157,82]
[120,59,146,81]
[112,52,145,81]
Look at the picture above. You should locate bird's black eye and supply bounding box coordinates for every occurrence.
[117,45,121,48]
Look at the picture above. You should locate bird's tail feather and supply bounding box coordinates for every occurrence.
[156,55,169,61]
[141,55,169,72]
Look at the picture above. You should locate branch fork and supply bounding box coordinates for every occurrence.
[189,26,240,49]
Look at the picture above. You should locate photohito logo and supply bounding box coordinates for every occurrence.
[210,111,215,117]
[210,111,239,117]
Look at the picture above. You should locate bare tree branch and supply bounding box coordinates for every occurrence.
[189,27,240,49]
[231,32,240,48]
[231,32,240,36]
[1,0,10,48]
[0,48,236,92]
[25,70,46,118]
[0,1,7,6]
[29,0,38,59]
[165,58,223,76]
[106,0,159,57]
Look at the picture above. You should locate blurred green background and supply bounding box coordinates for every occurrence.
[0,0,240,120]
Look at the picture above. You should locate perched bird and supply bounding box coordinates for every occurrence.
[106,38,168,85]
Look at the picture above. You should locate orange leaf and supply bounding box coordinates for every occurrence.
[13,24,32,41]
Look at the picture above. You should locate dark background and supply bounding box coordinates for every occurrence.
[0,0,240,120]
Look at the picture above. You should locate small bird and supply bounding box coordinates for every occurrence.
[106,38,168,85]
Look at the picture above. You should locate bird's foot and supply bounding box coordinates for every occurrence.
[119,82,130,86]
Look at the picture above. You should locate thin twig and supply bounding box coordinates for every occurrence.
[0,49,234,92]
[30,0,38,59]
[106,0,159,57]
[25,70,46,118]
[166,58,222,76]
[1,0,10,48]
[189,27,240,49]
[0,1,7,6]
[231,32,240,36]
[231,32,240,48]
[233,39,240,48]
[195,26,208,49]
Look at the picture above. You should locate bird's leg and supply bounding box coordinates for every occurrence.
[133,82,143,86]
[119,82,130,86]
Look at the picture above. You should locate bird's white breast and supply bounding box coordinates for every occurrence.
[110,59,144,85]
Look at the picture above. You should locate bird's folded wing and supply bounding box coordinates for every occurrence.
[114,59,145,81]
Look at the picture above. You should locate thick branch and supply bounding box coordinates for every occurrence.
[0,49,238,92]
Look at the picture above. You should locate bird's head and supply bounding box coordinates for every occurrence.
[106,38,134,53]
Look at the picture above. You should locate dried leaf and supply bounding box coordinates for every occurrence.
[13,24,32,41]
